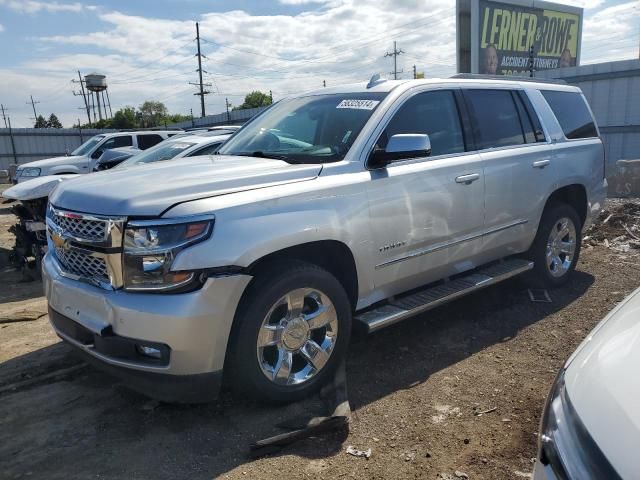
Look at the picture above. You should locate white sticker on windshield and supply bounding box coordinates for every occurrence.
[336,99,380,110]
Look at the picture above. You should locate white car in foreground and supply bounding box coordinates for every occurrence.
[534,287,640,479]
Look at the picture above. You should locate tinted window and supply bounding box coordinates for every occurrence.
[512,93,537,144]
[464,90,525,149]
[379,90,465,157]
[517,91,546,142]
[541,91,597,139]
[137,134,164,149]
[102,135,133,149]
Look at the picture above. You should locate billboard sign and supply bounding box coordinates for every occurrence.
[457,0,583,76]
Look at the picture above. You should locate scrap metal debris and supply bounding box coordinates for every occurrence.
[474,406,497,416]
[346,445,372,459]
[584,199,640,253]
[250,360,350,456]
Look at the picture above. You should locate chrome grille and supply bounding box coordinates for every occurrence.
[47,206,126,289]
[53,214,106,242]
[54,247,110,283]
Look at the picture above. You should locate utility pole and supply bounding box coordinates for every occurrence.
[384,41,404,80]
[413,64,417,79]
[269,90,273,103]
[27,95,40,120]
[73,71,92,127]
[189,22,211,117]
[225,98,231,123]
[7,117,17,165]
[0,104,7,128]
[323,80,326,87]
[529,45,535,78]
[190,108,195,127]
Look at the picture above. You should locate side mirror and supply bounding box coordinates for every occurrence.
[91,149,103,160]
[370,134,431,168]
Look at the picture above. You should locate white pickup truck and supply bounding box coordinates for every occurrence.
[14,130,179,182]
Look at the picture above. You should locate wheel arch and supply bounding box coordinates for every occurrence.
[543,184,588,228]
[245,240,359,311]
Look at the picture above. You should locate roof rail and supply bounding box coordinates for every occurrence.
[115,127,184,132]
[450,74,567,85]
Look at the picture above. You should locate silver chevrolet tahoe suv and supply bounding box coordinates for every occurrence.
[43,76,606,403]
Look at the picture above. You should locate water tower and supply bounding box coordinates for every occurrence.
[84,73,112,122]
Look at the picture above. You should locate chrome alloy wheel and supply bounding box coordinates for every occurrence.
[546,217,577,278]
[256,288,338,386]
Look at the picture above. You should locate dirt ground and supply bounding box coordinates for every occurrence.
[1,186,639,480]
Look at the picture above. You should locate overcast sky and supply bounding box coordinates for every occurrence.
[0,0,637,128]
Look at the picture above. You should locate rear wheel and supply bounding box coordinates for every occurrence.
[527,204,581,288]
[227,261,352,403]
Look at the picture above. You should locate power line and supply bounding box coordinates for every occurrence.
[115,37,195,79]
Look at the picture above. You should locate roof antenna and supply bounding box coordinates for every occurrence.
[367,74,387,89]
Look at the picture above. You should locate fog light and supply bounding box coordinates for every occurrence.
[136,345,161,359]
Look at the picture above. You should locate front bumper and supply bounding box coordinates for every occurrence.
[43,252,252,400]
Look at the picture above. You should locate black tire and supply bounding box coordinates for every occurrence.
[527,203,582,288]
[226,260,352,403]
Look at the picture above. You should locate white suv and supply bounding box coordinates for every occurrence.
[43,76,606,403]
[15,130,180,182]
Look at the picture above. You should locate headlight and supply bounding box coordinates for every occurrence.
[123,215,214,292]
[539,369,621,479]
[20,167,41,177]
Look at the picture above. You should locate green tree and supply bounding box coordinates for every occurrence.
[111,107,138,129]
[46,113,63,128]
[139,100,168,127]
[34,114,47,128]
[233,91,272,111]
[167,113,192,124]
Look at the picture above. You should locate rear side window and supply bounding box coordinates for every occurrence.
[541,91,598,139]
[137,134,164,150]
[102,135,133,149]
[464,90,525,150]
[189,143,222,156]
[379,90,465,157]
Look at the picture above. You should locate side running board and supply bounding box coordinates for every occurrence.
[356,258,534,333]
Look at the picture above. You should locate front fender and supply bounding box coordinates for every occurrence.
[169,188,375,299]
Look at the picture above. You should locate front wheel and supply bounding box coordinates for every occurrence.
[227,261,352,403]
[527,204,582,288]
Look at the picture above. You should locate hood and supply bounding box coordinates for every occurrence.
[19,155,85,169]
[49,155,322,216]
[2,174,79,201]
[564,287,640,479]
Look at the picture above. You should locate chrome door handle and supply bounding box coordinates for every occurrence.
[533,159,550,169]
[455,173,480,184]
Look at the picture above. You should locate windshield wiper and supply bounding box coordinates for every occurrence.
[228,151,296,162]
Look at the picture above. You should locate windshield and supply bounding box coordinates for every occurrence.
[217,92,387,163]
[71,135,104,156]
[116,140,197,168]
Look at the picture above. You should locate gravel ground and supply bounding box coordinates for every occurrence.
[1,188,639,480]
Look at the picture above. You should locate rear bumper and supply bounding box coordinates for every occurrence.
[585,178,607,230]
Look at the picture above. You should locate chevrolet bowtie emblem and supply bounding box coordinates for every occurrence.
[51,231,72,251]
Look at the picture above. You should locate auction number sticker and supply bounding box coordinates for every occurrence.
[336,99,380,110]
